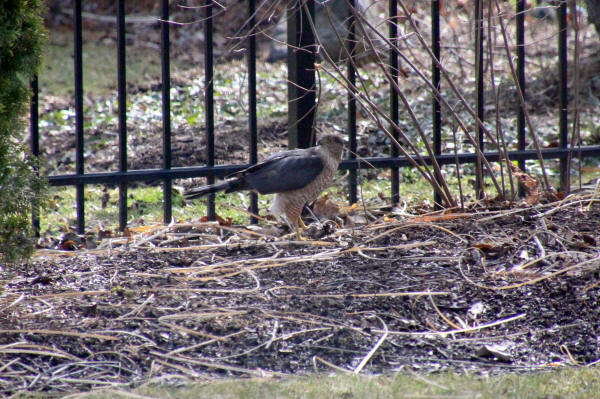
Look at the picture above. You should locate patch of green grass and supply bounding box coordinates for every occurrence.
[42,182,281,234]
[41,166,444,235]
[40,31,193,97]
[46,367,600,399]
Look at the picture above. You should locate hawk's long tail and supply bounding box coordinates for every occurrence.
[184,178,249,199]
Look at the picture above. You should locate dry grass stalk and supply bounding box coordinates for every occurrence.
[149,351,281,377]
[0,329,117,341]
[375,313,527,337]
[353,314,388,374]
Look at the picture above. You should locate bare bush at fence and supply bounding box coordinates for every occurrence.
[228,0,597,207]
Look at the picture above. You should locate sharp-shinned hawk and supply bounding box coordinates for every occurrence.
[184,134,344,239]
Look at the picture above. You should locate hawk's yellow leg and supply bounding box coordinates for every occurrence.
[298,217,308,230]
[295,217,308,240]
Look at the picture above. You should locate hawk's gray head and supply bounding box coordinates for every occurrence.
[317,134,345,159]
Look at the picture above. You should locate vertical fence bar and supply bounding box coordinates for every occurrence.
[474,0,485,198]
[347,0,357,205]
[558,0,569,192]
[117,0,127,231]
[248,0,259,224]
[389,0,399,204]
[30,77,40,236]
[287,0,316,149]
[161,0,172,224]
[74,0,85,234]
[205,0,216,221]
[431,0,441,206]
[516,0,526,191]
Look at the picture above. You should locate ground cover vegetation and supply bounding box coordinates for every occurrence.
[2,0,600,396]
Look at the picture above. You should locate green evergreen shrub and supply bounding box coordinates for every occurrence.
[0,0,48,263]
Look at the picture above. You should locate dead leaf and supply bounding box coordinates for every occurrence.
[340,202,359,216]
[58,232,84,250]
[581,233,597,246]
[123,227,133,242]
[472,242,495,251]
[200,214,232,226]
[471,242,508,258]
[312,195,340,220]
[128,225,158,234]
[509,164,541,205]
[216,215,233,227]
[98,229,113,239]
[59,240,77,251]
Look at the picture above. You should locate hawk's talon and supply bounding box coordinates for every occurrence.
[295,217,307,240]
[295,228,306,241]
[298,217,308,230]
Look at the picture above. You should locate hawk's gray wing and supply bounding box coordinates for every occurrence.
[231,148,324,194]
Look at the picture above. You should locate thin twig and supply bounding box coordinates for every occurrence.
[354,315,388,374]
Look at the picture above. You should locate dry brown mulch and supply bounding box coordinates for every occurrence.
[1,195,600,396]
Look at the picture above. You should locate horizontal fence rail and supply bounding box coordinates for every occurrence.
[30,0,600,234]
[44,147,600,186]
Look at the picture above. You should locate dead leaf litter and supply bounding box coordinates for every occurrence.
[1,194,600,395]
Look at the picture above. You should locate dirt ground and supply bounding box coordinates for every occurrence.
[1,197,599,395]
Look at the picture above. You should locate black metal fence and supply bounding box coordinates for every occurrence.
[30,0,600,234]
